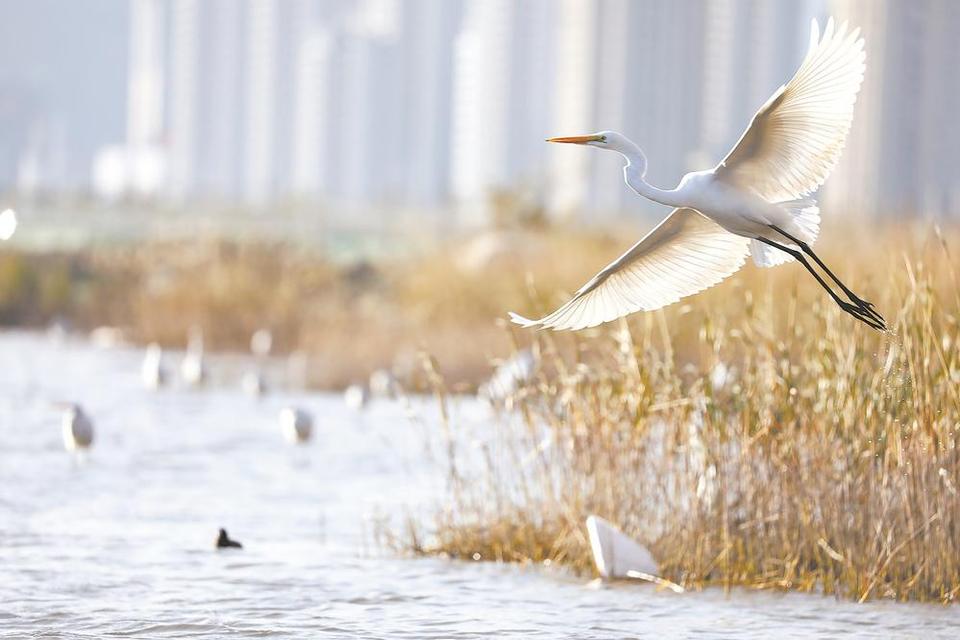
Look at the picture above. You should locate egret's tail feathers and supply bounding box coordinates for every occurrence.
[751,198,820,268]
[789,198,821,245]
[751,239,791,267]
[508,311,539,328]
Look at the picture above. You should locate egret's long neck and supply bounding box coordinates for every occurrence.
[621,144,686,208]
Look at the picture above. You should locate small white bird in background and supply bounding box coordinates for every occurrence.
[279,406,313,443]
[241,369,266,397]
[285,349,310,389]
[250,328,273,358]
[479,348,537,405]
[369,369,401,399]
[344,384,369,411]
[0,208,17,240]
[180,326,207,387]
[243,329,271,397]
[512,19,884,332]
[61,403,94,451]
[141,342,167,390]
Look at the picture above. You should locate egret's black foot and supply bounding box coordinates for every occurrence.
[839,301,886,331]
[851,297,885,326]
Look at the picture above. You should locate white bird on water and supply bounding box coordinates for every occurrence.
[279,407,313,444]
[241,369,266,397]
[511,19,884,332]
[344,384,369,411]
[243,329,271,397]
[61,403,94,451]
[142,342,167,390]
[180,327,207,387]
[0,208,17,240]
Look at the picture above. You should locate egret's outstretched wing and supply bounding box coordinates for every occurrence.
[715,18,865,202]
[510,209,750,331]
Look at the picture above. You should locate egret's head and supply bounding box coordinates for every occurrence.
[546,130,635,154]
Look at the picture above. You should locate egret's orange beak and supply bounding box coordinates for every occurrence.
[546,134,602,145]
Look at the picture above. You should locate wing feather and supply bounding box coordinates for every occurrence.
[509,209,750,331]
[714,18,865,202]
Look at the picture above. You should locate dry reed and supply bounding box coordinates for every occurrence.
[0,228,621,388]
[410,222,960,603]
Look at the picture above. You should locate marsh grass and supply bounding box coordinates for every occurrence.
[0,228,622,387]
[409,223,960,603]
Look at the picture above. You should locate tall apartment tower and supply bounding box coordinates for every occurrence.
[124,0,166,196]
[549,0,709,220]
[699,0,825,180]
[244,0,280,204]
[291,28,337,199]
[449,0,556,224]
[168,0,243,200]
[826,0,960,218]
[127,0,165,149]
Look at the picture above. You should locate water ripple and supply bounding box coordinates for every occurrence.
[0,332,957,638]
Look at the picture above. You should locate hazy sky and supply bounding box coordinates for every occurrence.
[0,0,128,187]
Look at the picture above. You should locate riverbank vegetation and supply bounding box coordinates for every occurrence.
[408,222,960,603]
[3,215,958,600]
[0,225,622,387]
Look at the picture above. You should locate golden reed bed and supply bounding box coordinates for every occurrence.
[1,218,957,600]
[408,222,960,603]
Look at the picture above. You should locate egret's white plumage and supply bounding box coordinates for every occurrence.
[511,209,751,331]
[716,19,865,204]
[512,19,883,332]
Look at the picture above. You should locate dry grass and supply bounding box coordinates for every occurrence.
[409,222,960,603]
[3,214,958,600]
[0,227,622,388]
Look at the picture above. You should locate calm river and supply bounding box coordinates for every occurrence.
[0,332,956,638]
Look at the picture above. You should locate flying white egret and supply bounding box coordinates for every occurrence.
[511,19,884,332]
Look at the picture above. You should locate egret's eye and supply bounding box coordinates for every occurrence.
[600,136,607,143]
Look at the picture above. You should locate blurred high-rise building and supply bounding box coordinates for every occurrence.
[244,0,281,204]
[167,0,201,200]
[449,0,555,224]
[291,29,337,199]
[119,0,166,198]
[93,0,166,200]
[397,0,462,207]
[699,0,824,166]
[549,0,709,221]
[290,0,461,214]
[827,0,960,217]
[7,0,958,222]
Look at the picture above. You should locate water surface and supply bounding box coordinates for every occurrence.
[0,332,956,638]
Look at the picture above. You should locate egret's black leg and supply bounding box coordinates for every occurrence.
[769,225,885,326]
[757,237,886,331]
